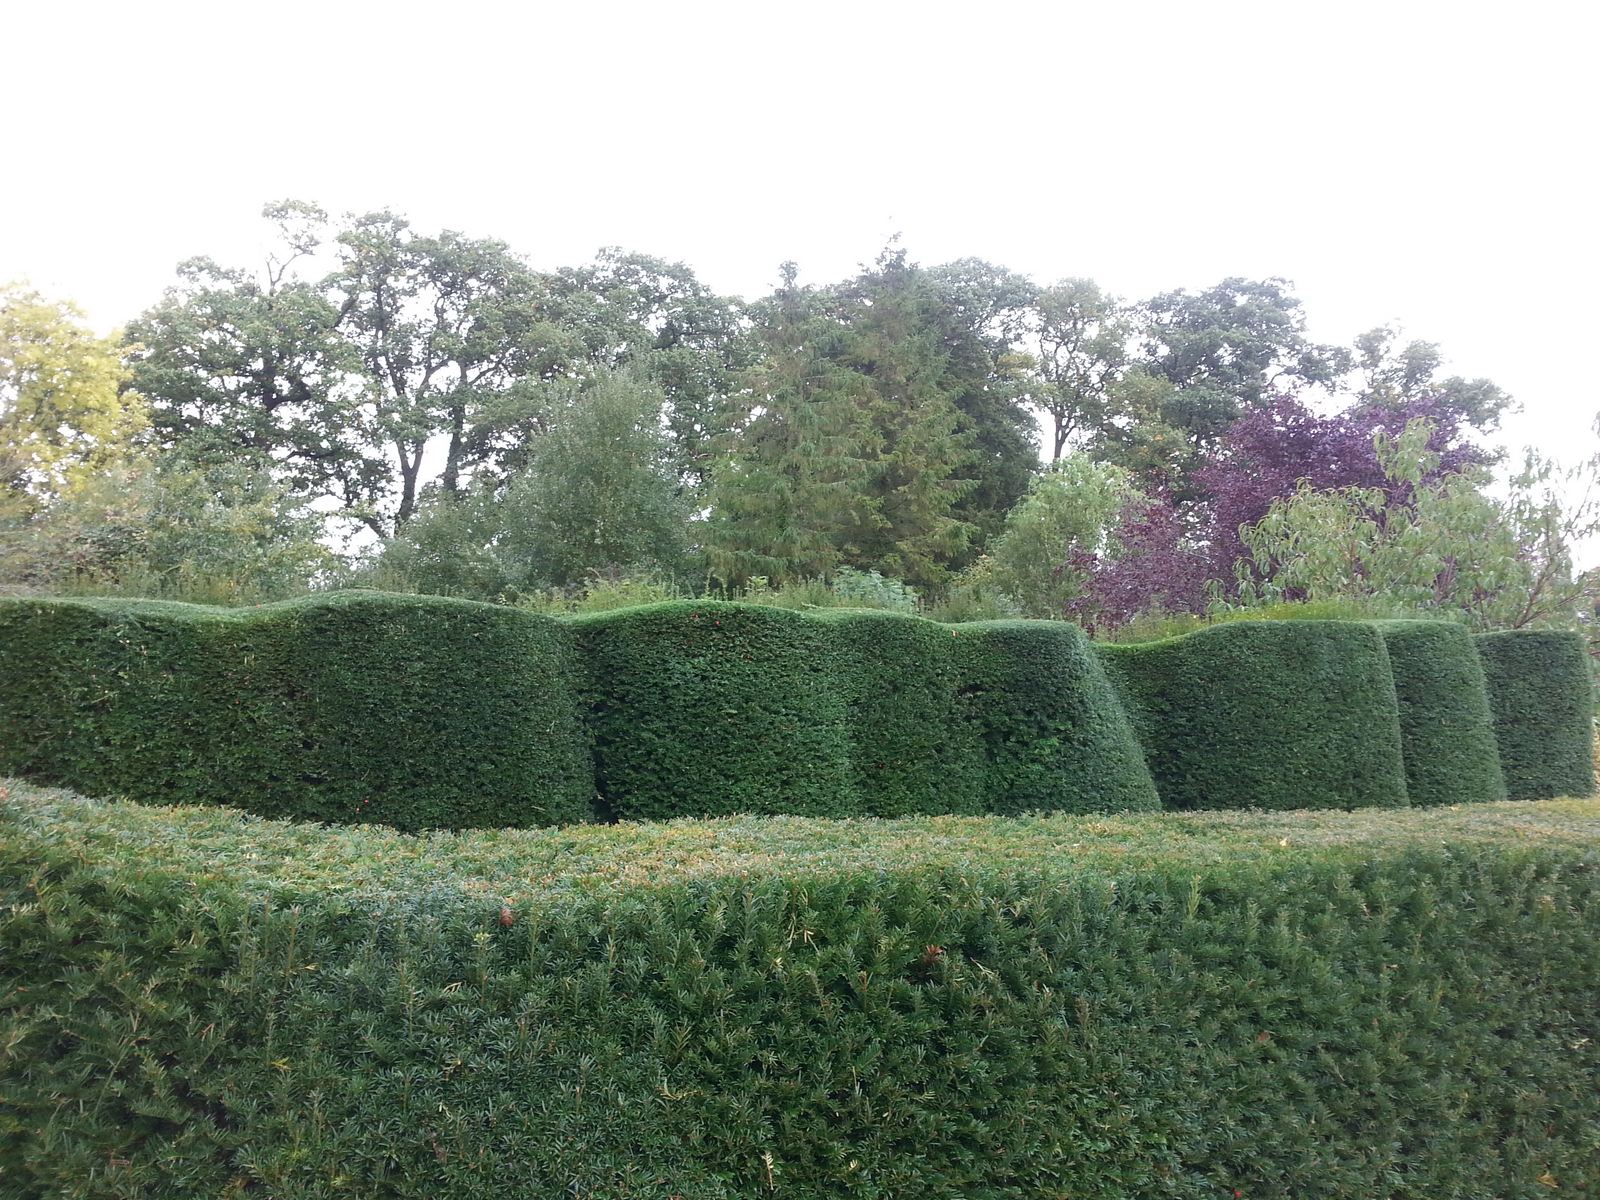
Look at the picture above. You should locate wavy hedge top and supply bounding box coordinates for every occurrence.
[0,593,1590,827]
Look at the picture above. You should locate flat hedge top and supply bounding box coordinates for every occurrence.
[7,779,1599,909]
[0,589,523,624]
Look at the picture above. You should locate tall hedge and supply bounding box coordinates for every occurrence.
[1475,629,1595,800]
[1374,620,1506,806]
[953,620,1160,815]
[5,781,1599,1199]
[0,593,593,830]
[814,610,986,817]
[1098,620,1410,810]
[571,601,858,820]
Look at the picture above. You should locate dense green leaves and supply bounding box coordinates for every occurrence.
[572,601,859,821]
[4,783,1600,1198]
[0,592,593,830]
[1476,629,1596,801]
[573,602,1157,821]
[2,596,1590,825]
[1375,620,1506,806]
[1098,620,1410,810]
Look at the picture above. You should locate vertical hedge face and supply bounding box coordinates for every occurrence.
[816,610,986,817]
[954,621,1161,815]
[1475,630,1595,800]
[1374,620,1506,806]
[1098,621,1410,811]
[0,593,594,830]
[571,601,858,820]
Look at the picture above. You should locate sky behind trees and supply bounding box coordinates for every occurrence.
[5,0,1593,483]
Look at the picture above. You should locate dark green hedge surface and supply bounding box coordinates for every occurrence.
[1476,629,1596,801]
[5,781,1599,1199]
[572,601,859,821]
[574,604,1159,821]
[1097,620,1410,810]
[1374,619,1507,807]
[0,593,594,830]
[4,595,1595,826]
[952,620,1160,815]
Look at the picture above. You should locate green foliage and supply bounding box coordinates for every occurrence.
[730,566,920,614]
[6,592,1593,826]
[571,601,857,821]
[1098,620,1410,810]
[1476,630,1596,801]
[815,610,985,817]
[0,592,593,830]
[1102,598,1419,645]
[1373,620,1506,806]
[1030,277,1130,461]
[495,370,692,586]
[516,571,689,615]
[6,781,1600,1199]
[984,453,1134,617]
[706,253,989,590]
[573,602,1157,822]
[954,620,1161,815]
[1,283,146,507]
[1239,418,1595,634]
[1,454,332,604]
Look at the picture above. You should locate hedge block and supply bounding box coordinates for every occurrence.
[1373,620,1506,806]
[0,592,594,830]
[814,610,986,817]
[571,601,858,820]
[1475,629,1594,800]
[954,620,1161,815]
[1097,620,1410,810]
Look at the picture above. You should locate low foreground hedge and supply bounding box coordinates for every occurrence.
[0,594,594,831]
[1375,620,1506,807]
[1476,630,1596,802]
[1097,621,1410,810]
[4,780,1599,1199]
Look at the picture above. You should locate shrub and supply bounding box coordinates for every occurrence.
[1374,620,1506,806]
[571,601,858,820]
[1476,629,1595,800]
[4,780,1599,1199]
[0,592,593,830]
[955,620,1161,815]
[1097,620,1410,810]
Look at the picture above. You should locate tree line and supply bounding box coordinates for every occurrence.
[2,200,1593,636]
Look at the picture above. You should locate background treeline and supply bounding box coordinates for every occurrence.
[2,201,1595,642]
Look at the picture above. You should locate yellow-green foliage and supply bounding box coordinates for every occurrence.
[4,781,1599,1198]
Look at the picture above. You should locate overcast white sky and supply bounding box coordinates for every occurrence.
[5,0,1595,477]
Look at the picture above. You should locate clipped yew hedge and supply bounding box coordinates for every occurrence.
[0,593,594,831]
[574,603,1158,821]
[5,781,1599,1199]
[1097,620,1410,810]
[814,609,987,817]
[952,620,1160,815]
[1476,629,1595,801]
[4,594,1596,826]
[571,601,858,821]
[1374,620,1506,806]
